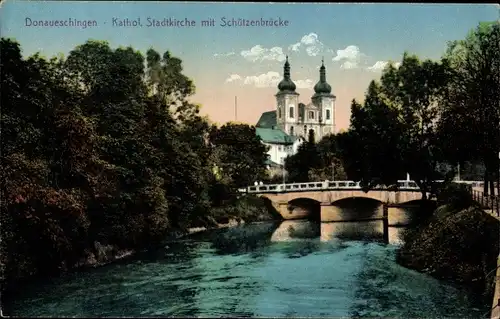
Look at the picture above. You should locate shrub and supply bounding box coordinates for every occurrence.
[436,182,474,211]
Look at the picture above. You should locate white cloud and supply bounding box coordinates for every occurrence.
[332,45,366,69]
[240,45,286,62]
[367,61,389,72]
[288,33,324,57]
[295,79,314,89]
[225,74,242,83]
[214,52,236,57]
[243,71,281,88]
[367,60,402,72]
[333,45,361,61]
[225,72,313,89]
[341,61,359,69]
[289,42,301,52]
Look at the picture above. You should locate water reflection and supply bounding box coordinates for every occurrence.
[203,222,280,255]
[7,220,488,318]
[270,220,320,242]
[349,243,485,318]
[271,220,405,246]
[332,198,383,220]
[320,221,384,242]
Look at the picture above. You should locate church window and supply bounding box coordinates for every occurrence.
[326,109,331,120]
[309,111,314,119]
[290,126,294,136]
[278,107,282,118]
[289,106,294,118]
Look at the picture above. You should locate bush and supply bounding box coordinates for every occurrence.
[397,205,499,300]
[209,195,282,224]
[436,182,474,211]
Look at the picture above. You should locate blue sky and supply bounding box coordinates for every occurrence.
[1,1,497,129]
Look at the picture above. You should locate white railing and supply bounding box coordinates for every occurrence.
[240,180,485,194]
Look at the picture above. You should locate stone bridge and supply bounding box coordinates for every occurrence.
[266,191,429,223]
[242,180,432,223]
[241,180,485,223]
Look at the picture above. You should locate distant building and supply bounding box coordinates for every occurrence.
[255,127,303,167]
[255,56,336,173]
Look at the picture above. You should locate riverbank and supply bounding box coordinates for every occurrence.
[1,194,282,299]
[5,219,489,318]
[396,203,500,301]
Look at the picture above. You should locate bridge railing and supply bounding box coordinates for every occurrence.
[242,180,486,195]
[471,189,500,217]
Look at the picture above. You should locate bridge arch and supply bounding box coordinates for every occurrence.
[327,197,384,221]
[287,197,321,221]
[330,196,383,206]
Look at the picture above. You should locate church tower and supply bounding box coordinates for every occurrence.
[312,58,336,136]
[276,56,299,136]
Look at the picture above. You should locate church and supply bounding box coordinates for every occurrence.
[255,56,336,169]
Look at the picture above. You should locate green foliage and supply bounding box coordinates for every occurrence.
[209,123,269,188]
[283,21,498,201]
[286,133,347,183]
[1,38,271,287]
[436,183,475,212]
[397,206,499,298]
[210,195,281,224]
[437,21,500,194]
[309,134,347,182]
[325,22,499,199]
[307,129,315,144]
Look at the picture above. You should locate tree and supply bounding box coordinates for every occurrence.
[209,123,269,189]
[336,84,407,191]
[377,54,452,198]
[285,143,312,183]
[308,129,315,144]
[309,134,347,181]
[0,37,286,291]
[437,21,500,195]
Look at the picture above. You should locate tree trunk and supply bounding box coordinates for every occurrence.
[420,181,427,200]
[497,166,500,197]
[421,191,427,201]
[483,164,489,195]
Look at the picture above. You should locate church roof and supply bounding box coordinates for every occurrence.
[313,58,335,97]
[277,56,297,93]
[256,111,277,128]
[256,127,298,145]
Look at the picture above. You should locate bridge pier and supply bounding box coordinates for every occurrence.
[383,204,389,243]
[320,203,342,222]
[319,202,413,226]
[320,202,385,222]
[387,205,415,226]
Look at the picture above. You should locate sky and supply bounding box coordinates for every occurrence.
[1,1,498,130]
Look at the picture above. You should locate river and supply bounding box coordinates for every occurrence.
[5,220,488,317]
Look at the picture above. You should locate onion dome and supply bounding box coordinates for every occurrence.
[313,58,332,95]
[277,56,296,92]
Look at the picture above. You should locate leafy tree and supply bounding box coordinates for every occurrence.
[1,37,272,290]
[208,123,269,189]
[377,54,452,198]
[309,134,347,181]
[308,129,315,144]
[336,83,407,191]
[284,143,311,183]
[437,21,500,195]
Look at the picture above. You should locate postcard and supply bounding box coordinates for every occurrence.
[1,1,499,318]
